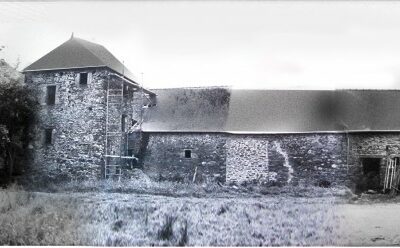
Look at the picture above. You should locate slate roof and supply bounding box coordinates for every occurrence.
[142,88,400,133]
[226,90,337,133]
[141,87,230,132]
[23,36,137,83]
[331,90,400,132]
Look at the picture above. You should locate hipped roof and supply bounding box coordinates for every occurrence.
[23,36,137,83]
[142,88,400,133]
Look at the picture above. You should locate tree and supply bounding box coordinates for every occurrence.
[0,61,38,184]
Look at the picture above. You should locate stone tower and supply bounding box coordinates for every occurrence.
[23,36,155,180]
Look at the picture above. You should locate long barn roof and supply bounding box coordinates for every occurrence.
[142,87,230,132]
[23,36,138,83]
[142,88,400,133]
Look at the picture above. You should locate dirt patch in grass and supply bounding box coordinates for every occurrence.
[336,203,400,246]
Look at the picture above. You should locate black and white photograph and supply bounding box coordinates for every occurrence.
[1,0,400,246]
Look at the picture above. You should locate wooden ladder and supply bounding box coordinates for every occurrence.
[104,78,124,180]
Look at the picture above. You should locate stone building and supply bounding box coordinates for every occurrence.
[23,36,400,192]
[140,89,400,191]
[23,36,155,180]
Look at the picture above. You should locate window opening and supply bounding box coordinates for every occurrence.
[44,128,53,145]
[184,149,192,158]
[121,114,126,132]
[46,86,56,105]
[79,73,88,85]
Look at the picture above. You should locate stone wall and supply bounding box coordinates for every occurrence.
[141,132,355,187]
[226,134,351,187]
[226,137,269,183]
[142,133,227,183]
[25,68,136,181]
[348,132,400,162]
[347,132,400,190]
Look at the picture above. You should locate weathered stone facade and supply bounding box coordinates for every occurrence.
[348,133,400,162]
[347,132,400,190]
[142,133,227,183]
[226,137,270,184]
[226,134,350,187]
[140,132,355,187]
[25,68,138,181]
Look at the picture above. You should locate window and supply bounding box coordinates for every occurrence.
[46,86,56,105]
[121,114,126,132]
[79,73,88,85]
[44,128,53,145]
[184,149,192,158]
[123,84,129,96]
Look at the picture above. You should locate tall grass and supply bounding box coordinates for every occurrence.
[0,185,342,246]
[22,175,353,200]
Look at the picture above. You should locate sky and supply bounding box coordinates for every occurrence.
[2,1,400,89]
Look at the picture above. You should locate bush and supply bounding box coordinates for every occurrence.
[0,74,38,184]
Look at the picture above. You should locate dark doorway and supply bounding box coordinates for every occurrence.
[361,157,382,191]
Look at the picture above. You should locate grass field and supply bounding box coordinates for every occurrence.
[0,183,343,246]
[1,182,398,246]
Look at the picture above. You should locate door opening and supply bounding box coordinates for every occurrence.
[361,157,382,191]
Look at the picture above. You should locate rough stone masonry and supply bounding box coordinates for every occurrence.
[25,68,140,181]
[142,132,352,188]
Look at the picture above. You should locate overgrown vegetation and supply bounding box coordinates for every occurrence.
[20,173,354,199]
[0,60,38,185]
[0,184,344,246]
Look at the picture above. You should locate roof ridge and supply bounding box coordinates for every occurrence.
[73,37,107,66]
[72,36,104,48]
[74,36,135,79]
